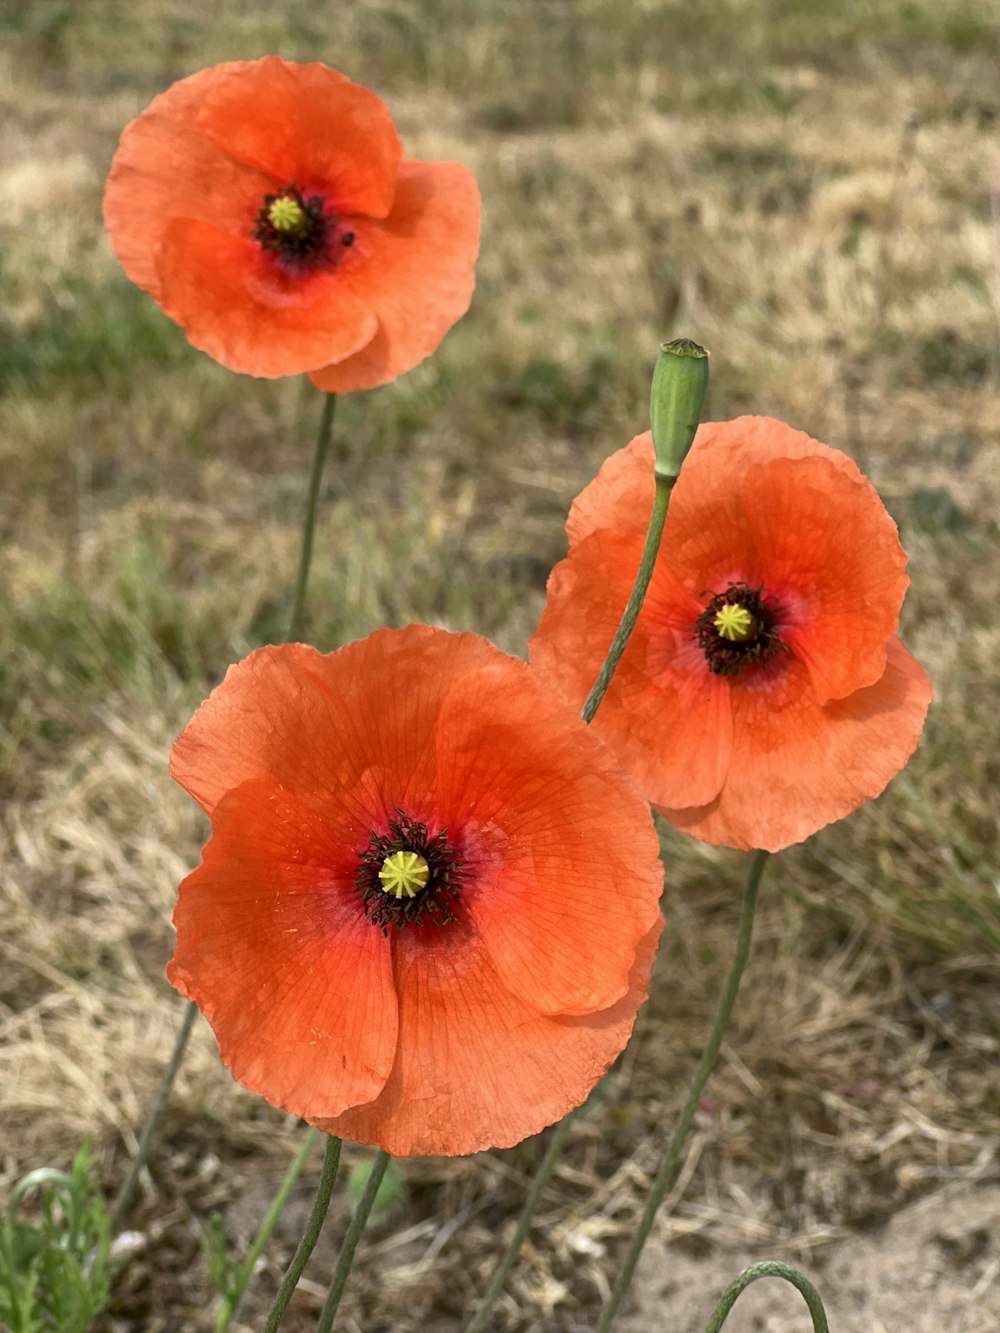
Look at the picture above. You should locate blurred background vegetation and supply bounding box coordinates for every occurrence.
[2,0,998,1328]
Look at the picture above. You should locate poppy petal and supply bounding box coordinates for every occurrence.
[170,632,500,818]
[530,529,732,810]
[567,432,653,545]
[654,417,871,594]
[168,777,397,1118]
[682,416,867,489]
[741,454,909,701]
[565,417,852,552]
[154,218,379,377]
[622,634,734,810]
[196,57,402,218]
[529,529,648,714]
[311,918,663,1157]
[532,419,930,850]
[171,643,363,817]
[659,637,933,851]
[170,627,667,1154]
[308,160,481,394]
[103,64,275,300]
[431,661,663,1016]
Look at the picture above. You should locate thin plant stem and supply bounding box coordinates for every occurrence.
[582,473,673,723]
[594,849,769,1333]
[467,473,675,1333]
[216,1128,319,1332]
[315,1149,391,1333]
[261,1135,342,1333]
[109,999,198,1233]
[702,1260,831,1333]
[286,390,337,642]
[466,1115,575,1333]
[113,391,339,1233]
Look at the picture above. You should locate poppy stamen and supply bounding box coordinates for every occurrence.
[356,811,464,933]
[693,582,787,676]
[253,183,338,270]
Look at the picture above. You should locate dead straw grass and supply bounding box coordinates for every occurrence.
[2,0,999,1327]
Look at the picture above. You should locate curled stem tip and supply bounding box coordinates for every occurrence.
[703,1260,831,1333]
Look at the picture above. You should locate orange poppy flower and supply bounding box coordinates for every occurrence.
[103,58,480,389]
[530,417,932,853]
[168,626,664,1157]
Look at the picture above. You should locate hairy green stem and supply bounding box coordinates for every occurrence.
[216,1128,319,1332]
[582,473,673,723]
[286,391,337,642]
[109,999,198,1233]
[594,849,769,1332]
[315,1149,391,1333]
[261,1135,342,1333]
[467,474,675,1333]
[703,1260,831,1333]
[113,392,339,1233]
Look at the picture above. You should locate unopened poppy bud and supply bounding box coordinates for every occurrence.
[650,338,709,480]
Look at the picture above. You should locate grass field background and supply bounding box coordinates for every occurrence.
[2,0,999,1328]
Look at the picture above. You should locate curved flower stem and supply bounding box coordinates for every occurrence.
[594,849,769,1333]
[466,1114,575,1333]
[467,474,676,1333]
[261,1135,342,1333]
[113,393,338,1232]
[581,473,674,724]
[216,1127,319,1332]
[702,1260,831,1333]
[118,397,335,1240]
[315,1149,391,1333]
[109,998,198,1233]
[286,390,337,642]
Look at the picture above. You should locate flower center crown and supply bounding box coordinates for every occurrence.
[252,183,355,271]
[267,195,310,233]
[356,811,464,932]
[693,582,787,676]
[378,849,430,899]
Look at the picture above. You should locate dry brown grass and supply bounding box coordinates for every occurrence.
[2,0,999,1328]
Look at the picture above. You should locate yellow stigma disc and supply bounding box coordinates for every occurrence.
[714,603,757,642]
[267,196,308,233]
[378,850,430,899]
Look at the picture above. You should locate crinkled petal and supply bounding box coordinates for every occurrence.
[567,432,654,545]
[659,638,933,851]
[564,417,842,553]
[170,631,497,819]
[169,626,669,1157]
[196,57,402,217]
[742,454,909,701]
[103,63,274,298]
[680,415,866,492]
[309,160,481,393]
[431,661,662,1016]
[530,529,647,714]
[167,778,397,1118]
[657,417,871,595]
[156,218,378,377]
[311,918,662,1157]
[530,529,732,810]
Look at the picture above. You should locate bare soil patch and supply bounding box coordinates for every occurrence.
[621,1182,1000,1333]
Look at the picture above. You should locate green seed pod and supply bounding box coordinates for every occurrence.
[649,338,709,480]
